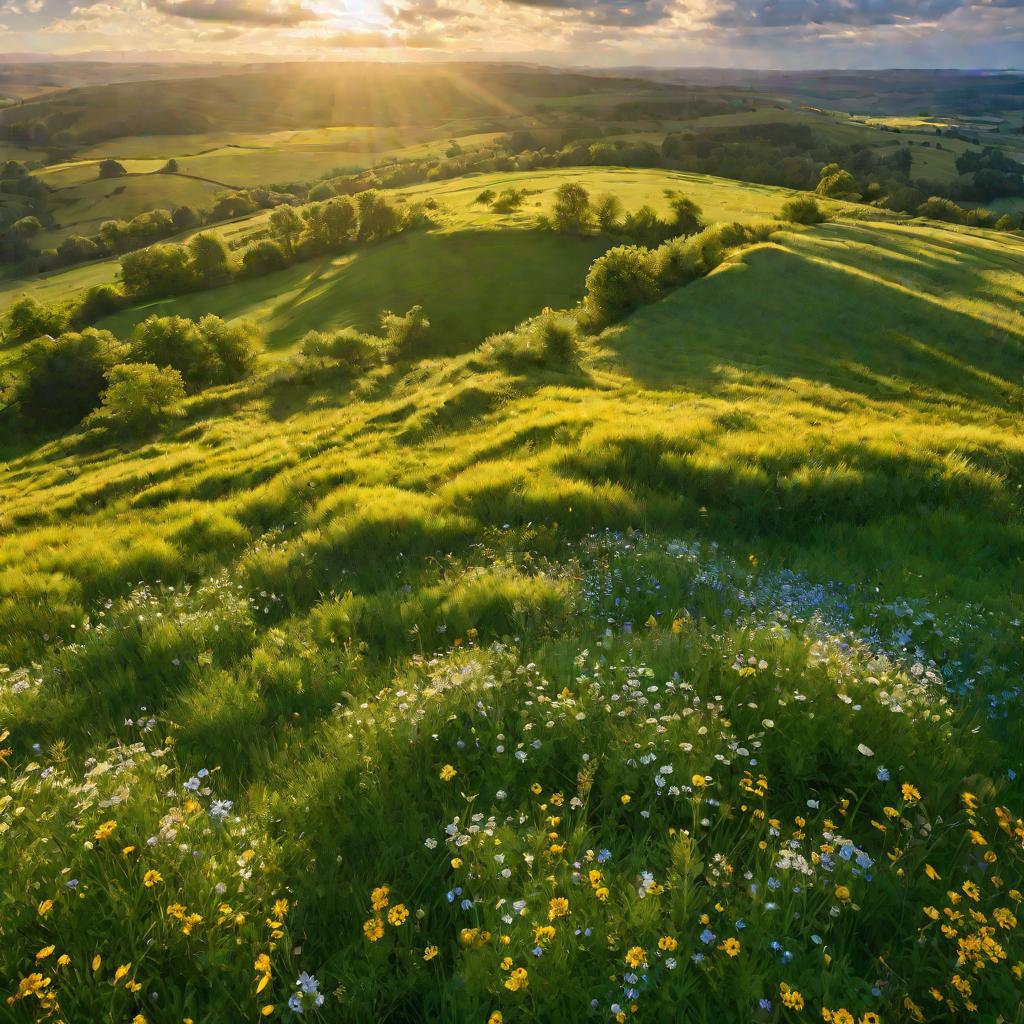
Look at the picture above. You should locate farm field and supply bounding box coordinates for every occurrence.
[1,57,1023,1024]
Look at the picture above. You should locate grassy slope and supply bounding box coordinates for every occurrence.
[1,207,1023,1020]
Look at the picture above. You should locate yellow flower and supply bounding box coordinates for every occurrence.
[92,955,102,971]
[272,898,289,918]
[143,869,163,887]
[620,794,631,805]
[57,954,71,967]
[691,774,707,789]
[37,899,54,917]
[387,903,409,927]
[658,935,678,952]
[133,1016,147,1024]
[114,963,132,984]
[859,1014,882,1024]
[548,897,569,920]
[35,945,55,961]
[624,946,647,969]
[962,880,981,902]
[924,863,941,881]
[363,917,385,942]
[534,925,556,944]
[488,1013,503,1024]
[122,845,137,856]
[901,782,921,804]
[261,1006,275,1017]
[439,764,458,782]
[503,966,529,992]
[718,937,740,957]
[595,886,609,901]
[780,983,804,1011]
[423,946,439,961]
[530,783,542,795]
[834,884,851,902]
[254,953,272,975]
[94,819,117,840]
[370,885,390,911]
[451,857,463,869]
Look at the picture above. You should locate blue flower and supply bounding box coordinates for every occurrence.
[288,993,304,1013]
[597,849,612,864]
[699,928,715,945]
[296,972,319,995]
[759,999,772,1011]
[877,767,890,782]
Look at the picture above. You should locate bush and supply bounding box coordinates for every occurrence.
[187,232,233,285]
[379,305,431,356]
[98,159,127,179]
[917,196,966,223]
[15,328,128,427]
[130,314,256,388]
[780,195,827,224]
[994,213,1019,232]
[491,188,527,214]
[197,315,258,384]
[475,189,496,205]
[667,193,704,236]
[86,362,186,432]
[621,205,671,246]
[299,328,382,375]
[582,245,661,328]
[241,239,289,276]
[69,283,125,329]
[120,244,197,299]
[3,296,68,346]
[481,311,578,369]
[594,193,623,232]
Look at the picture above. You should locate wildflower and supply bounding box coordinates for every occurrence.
[692,774,707,788]
[371,885,390,911]
[37,899,54,917]
[658,935,678,952]
[451,857,463,869]
[94,819,117,840]
[35,945,55,961]
[877,767,890,782]
[834,884,851,902]
[620,794,631,804]
[143,869,163,887]
[92,955,102,971]
[504,967,529,991]
[488,1013,503,1024]
[423,946,439,961]
[548,897,569,920]
[387,904,409,927]
[261,1007,275,1017]
[624,946,647,969]
[114,963,131,984]
[273,898,289,918]
[57,955,70,967]
[439,764,458,782]
[925,863,941,881]
[780,983,804,1011]
[860,1014,882,1024]
[531,783,542,795]
[901,783,921,804]
[363,917,385,942]
[699,928,716,945]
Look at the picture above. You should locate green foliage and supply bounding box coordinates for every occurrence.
[816,162,861,201]
[129,314,257,389]
[298,327,383,375]
[241,239,288,276]
[582,244,661,327]
[120,244,197,299]
[780,195,827,224]
[187,232,234,285]
[594,193,623,231]
[379,304,431,356]
[86,361,186,432]
[15,328,127,427]
[3,295,68,345]
[490,188,527,213]
[551,182,592,233]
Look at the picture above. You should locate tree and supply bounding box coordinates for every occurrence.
[56,234,100,266]
[582,245,660,328]
[120,244,196,298]
[269,206,303,254]
[187,232,233,285]
[130,315,217,388]
[98,159,127,180]
[15,329,127,428]
[70,284,125,329]
[86,363,185,432]
[320,196,357,248]
[551,182,592,234]
[197,315,258,383]
[917,196,966,223]
[667,193,704,236]
[161,159,180,174]
[356,190,402,241]
[816,163,861,201]
[995,214,1019,232]
[621,205,669,247]
[593,194,623,232]
[171,206,199,230]
[12,216,41,242]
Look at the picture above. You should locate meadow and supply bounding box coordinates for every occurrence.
[1,63,1023,1024]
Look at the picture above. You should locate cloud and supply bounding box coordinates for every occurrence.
[148,0,320,26]
[708,0,969,28]
[499,0,673,26]
[326,26,445,46]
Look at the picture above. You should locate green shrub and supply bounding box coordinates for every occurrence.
[780,195,827,224]
[15,328,127,427]
[917,195,967,223]
[380,305,431,357]
[551,182,592,233]
[3,295,68,346]
[241,239,289,276]
[582,244,661,328]
[491,188,527,213]
[85,362,186,432]
[187,231,234,285]
[593,193,623,231]
[70,283,125,329]
[300,328,382,374]
[197,315,259,383]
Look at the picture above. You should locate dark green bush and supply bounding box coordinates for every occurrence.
[780,195,827,224]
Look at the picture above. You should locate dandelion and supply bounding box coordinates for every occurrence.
[658,935,678,952]
[439,764,458,781]
[692,774,707,788]
[925,863,941,880]
[901,782,921,804]
[387,904,409,927]
[35,945,55,961]
[37,899,54,917]
[488,1013,503,1024]
[371,885,390,910]
[113,963,132,984]
[363,917,385,941]
[423,946,439,961]
[143,869,163,887]
[719,937,741,957]
[261,1007,275,1017]
[835,884,851,902]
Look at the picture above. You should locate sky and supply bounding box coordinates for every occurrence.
[1,0,1022,67]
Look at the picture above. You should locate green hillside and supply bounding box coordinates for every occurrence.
[2,187,1023,1021]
